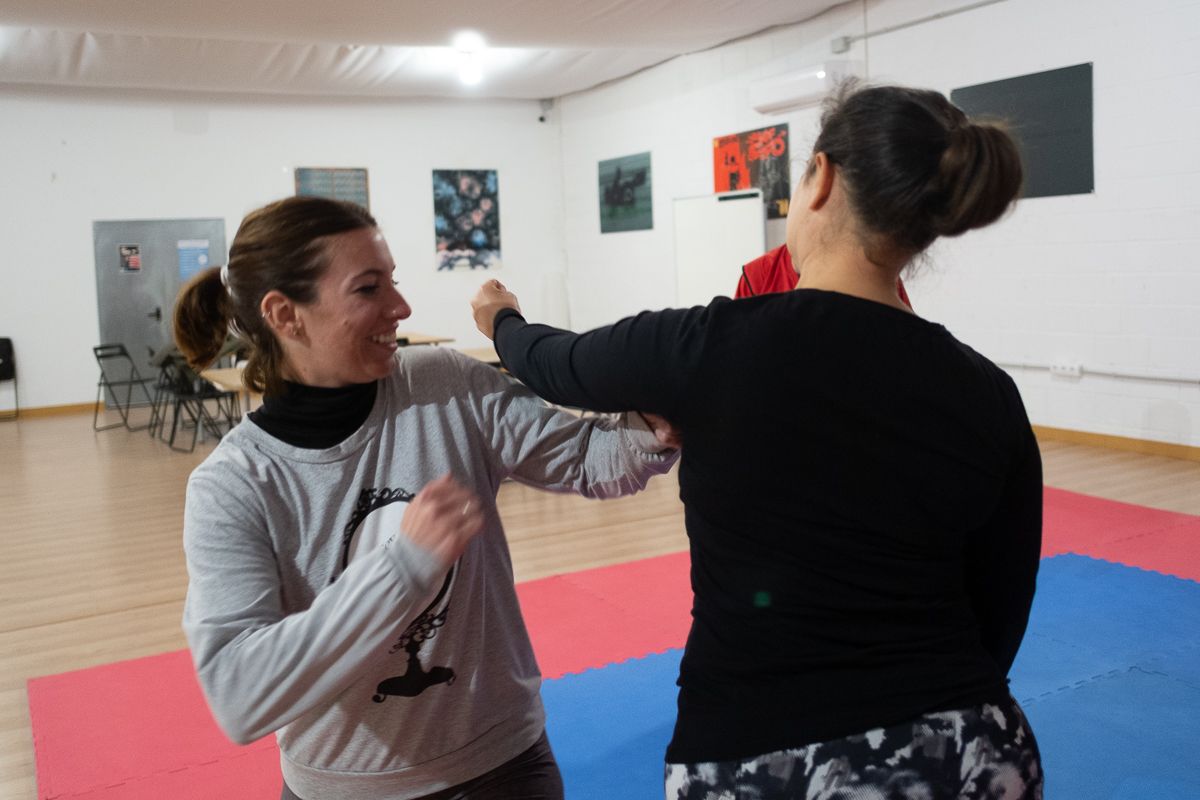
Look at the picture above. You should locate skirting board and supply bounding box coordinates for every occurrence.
[18,402,99,418]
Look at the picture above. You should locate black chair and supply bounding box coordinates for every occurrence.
[93,343,155,432]
[157,355,241,452]
[0,337,16,420]
[147,344,184,440]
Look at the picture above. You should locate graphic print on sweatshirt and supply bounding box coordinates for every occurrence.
[338,487,459,702]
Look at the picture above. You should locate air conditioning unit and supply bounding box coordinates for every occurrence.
[749,61,861,115]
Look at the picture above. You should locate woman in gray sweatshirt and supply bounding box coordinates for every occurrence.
[173,196,677,800]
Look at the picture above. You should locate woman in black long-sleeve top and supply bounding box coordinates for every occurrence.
[472,83,1043,799]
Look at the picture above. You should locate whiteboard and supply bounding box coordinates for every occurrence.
[673,190,766,307]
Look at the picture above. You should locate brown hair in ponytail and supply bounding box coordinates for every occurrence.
[810,81,1023,264]
[172,196,377,397]
[173,266,235,372]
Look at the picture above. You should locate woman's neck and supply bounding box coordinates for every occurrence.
[794,246,911,312]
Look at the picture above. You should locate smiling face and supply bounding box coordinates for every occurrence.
[284,227,411,387]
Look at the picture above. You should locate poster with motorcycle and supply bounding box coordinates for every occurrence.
[598,152,653,233]
[712,124,790,219]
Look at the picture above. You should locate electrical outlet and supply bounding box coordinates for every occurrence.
[1050,362,1083,378]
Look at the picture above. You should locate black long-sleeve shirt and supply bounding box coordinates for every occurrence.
[493,289,1042,764]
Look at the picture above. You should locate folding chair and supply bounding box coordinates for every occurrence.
[147,346,175,441]
[159,356,241,453]
[0,337,16,420]
[92,343,156,432]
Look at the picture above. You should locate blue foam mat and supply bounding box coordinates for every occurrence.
[1010,554,1200,703]
[543,650,681,800]
[1022,667,1200,799]
[542,554,1200,799]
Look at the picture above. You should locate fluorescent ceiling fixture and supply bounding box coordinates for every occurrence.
[452,31,486,53]
[452,31,486,86]
[459,53,483,86]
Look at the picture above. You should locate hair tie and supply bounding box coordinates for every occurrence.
[219,264,237,302]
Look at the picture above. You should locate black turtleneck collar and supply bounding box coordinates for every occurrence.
[248,380,378,449]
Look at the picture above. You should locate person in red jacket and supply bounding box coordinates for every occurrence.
[736,243,913,308]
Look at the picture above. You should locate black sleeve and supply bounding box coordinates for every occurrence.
[965,424,1043,676]
[492,304,710,419]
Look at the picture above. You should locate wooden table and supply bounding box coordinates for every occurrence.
[457,346,502,367]
[396,332,455,346]
[200,366,259,412]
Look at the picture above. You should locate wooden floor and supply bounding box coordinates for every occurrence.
[2,411,1199,798]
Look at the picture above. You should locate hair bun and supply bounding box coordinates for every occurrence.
[930,121,1024,238]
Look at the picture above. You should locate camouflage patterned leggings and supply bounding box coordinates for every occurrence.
[664,695,1042,800]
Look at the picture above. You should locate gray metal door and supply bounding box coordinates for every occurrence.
[93,218,226,379]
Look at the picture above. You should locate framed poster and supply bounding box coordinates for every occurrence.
[433,169,501,270]
[177,239,210,281]
[118,244,141,272]
[951,64,1093,199]
[598,152,653,233]
[295,167,370,210]
[712,124,791,218]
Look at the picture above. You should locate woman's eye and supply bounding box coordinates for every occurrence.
[357,285,379,295]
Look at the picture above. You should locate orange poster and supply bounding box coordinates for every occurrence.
[712,124,790,218]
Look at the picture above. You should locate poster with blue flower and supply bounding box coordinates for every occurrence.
[433,169,501,270]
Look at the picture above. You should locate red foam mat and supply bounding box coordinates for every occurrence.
[1042,487,1200,580]
[26,650,277,799]
[1082,518,1200,582]
[519,551,692,679]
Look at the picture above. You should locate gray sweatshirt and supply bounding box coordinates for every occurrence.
[181,346,676,799]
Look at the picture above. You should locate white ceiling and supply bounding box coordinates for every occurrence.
[0,0,840,100]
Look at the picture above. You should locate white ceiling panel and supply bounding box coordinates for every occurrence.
[0,0,840,99]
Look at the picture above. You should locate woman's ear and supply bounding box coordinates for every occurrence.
[807,152,836,211]
[261,291,300,338]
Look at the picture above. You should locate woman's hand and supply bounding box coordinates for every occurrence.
[401,474,485,571]
[639,412,683,449]
[470,279,522,340]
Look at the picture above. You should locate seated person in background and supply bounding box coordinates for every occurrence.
[737,242,914,308]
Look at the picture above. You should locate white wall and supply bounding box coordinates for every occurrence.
[0,88,564,409]
[555,0,1200,447]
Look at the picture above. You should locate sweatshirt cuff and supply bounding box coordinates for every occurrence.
[623,411,679,457]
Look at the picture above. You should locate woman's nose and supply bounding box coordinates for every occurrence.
[389,289,412,320]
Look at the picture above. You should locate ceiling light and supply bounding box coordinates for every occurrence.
[452,31,486,54]
[459,54,483,86]
[452,31,486,87]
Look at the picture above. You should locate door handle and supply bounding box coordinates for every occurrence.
[147,307,162,322]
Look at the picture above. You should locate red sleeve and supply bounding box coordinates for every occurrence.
[736,246,795,298]
[897,278,913,310]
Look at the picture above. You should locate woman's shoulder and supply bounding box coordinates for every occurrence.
[188,423,269,489]
[390,345,506,401]
[393,344,480,378]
